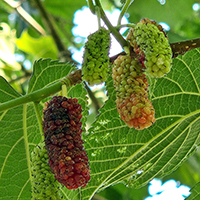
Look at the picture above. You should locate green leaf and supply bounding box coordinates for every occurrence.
[0,59,88,199]
[0,76,21,103]
[0,79,42,199]
[43,0,87,45]
[186,182,200,200]
[16,30,58,59]
[43,0,86,19]
[127,0,194,31]
[27,58,75,93]
[79,48,200,199]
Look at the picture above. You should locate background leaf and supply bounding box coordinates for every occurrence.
[43,0,87,45]
[16,31,58,60]
[127,0,196,43]
[127,0,195,30]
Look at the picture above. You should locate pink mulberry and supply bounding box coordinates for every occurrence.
[112,55,156,129]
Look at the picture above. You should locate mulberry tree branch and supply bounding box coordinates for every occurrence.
[109,38,200,62]
[94,0,129,49]
[171,38,200,58]
[0,70,82,112]
[34,0,74,63]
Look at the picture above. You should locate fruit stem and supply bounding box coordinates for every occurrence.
[87,0,96,14]
[117,0,134,26]
[33,102,44,140]
[115,23,135,30]
[94,0,128,49]
[95,6,101,30]
[62,84,68,97]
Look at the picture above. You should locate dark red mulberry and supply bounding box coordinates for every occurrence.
[43,96,90,190]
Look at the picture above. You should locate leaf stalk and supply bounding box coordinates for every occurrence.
[94,0,128,49]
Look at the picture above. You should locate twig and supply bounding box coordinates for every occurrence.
[83,82,101,112]
[170,38,200,57]
[87,0,96,14]
[94,0,128,49]
[34,0,65,52]
[117,0,134,26]
[0,70,82,112]
[3,0,46,36]
[34,0,74,63]
[9,73,31,84]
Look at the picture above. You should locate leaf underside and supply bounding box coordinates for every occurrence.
[186,181,200,200]
[0,48,200,199]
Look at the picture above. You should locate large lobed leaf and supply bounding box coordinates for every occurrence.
[1,46,200,199]
[27,59,75,93]
[80,48,200,199]
[0,60,88,199]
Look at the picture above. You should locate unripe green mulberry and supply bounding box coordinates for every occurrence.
[30,142,62,200]
[112,55,155,130]
[82,28,111,86]
[127,18,172,78]
[112,55,148,98]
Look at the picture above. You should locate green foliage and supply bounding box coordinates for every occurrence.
[186,181,200,200]
[16,31,58,60]
[2,47,199,199]
[77,48,200,199]
[1,0,200,199]
[127,0,194,30]
[43,0,87,45]
[0,60,88,199]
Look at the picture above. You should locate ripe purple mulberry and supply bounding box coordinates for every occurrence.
[43,96,90,190]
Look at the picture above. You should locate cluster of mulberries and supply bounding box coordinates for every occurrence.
[82,27,111,86]
[112,55,155,130]
[43,96,90,190]
[30,142,62,200]
[127,18,172,78]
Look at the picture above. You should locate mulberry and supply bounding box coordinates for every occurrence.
[43,96,90,190]
[30,142,62,200]
[127,18,172,78]
[82,27,111,86]
[112,55,155,130]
